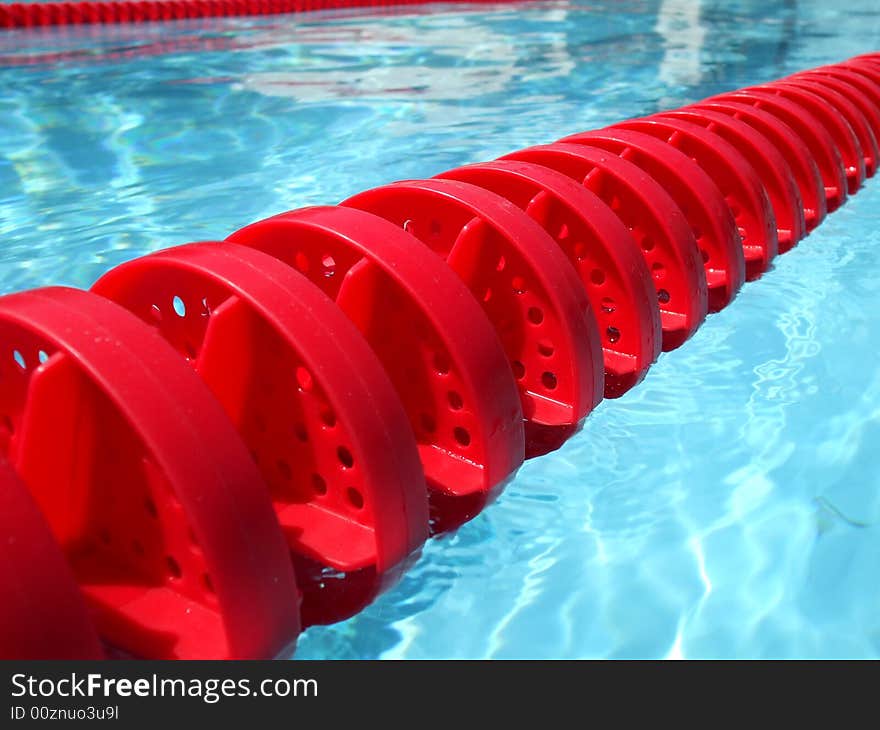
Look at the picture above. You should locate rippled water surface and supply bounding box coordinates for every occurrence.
[2,0,880,658]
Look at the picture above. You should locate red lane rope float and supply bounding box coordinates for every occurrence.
[227,206,524,533]
[0,458,104,660]
[0,0,505,29]
[801,66,880,132]
[779,77,879,178]
[687,100,827,234]
[609,117,778,280]
[558,128,746,310]
[709,90,849,213]
[435,160,661,399]
[500,143,707,352]
[791,71,880,164]
[91,242,429,627]
[839,58,880,91]
[745,82,866,194]
[650,109,806,254]
[0,287,300,659]
[342,179,604,456]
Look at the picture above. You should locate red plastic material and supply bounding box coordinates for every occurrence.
[802,66,880,126]
[688,100,827,233]
[92,242,429,626]
[0,458,104,660]
[0,0,505,28]
[793,70,880,160]
[779,77,878,178]
[652,109,806,253]
[0,287,300,659]
[610,117,778,280]
[559,128,746,307]
[436,160,660,398]
[227,205,524,529]
[342,179,604,448]
[500,143,708,352]
[838,58,880,90]
[746,82,865,193]
[709,90,849,213]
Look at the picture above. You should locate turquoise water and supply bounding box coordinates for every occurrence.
[1,0,880,658]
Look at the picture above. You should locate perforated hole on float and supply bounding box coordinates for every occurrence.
[573,242,588,261]
[512,275,527,294]
[590,269,605,286]
[433,352,451,375]
[496,255,506,272]
[38,350,49,364]
[607,327,621,344]
[172,296,186,317]
[312,473,327,496]
[337,446,354,469]
[346,487,365,510]
[512,360,526,380]
[658,289,671,304]
[293,423,308,442]
[166,555,182,580]
[320,408,336,428]
[652,262,666,279]
[12,350,26,370]
[541,372,558,390]
[641,236,655,252]
[453,426,471,447]
[601,297,616,313]
[321,254,336,278]
[447,391,463,410]
[527,306,544,325]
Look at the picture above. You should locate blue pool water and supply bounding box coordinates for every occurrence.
[2,0,880,658]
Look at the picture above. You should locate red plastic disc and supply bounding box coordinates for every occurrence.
[92,241,429,626]
[0,457,104,659]
[709,90,848,212]
[227,206,524,530]
[0,287,300,659]
[609,116,778,280]
[500,142,707,352]
[688,100,827,233]
[801,66,880,126]
[559,128,746,306]
[342,179,604,444]
[838,58,880,90]
[435,160,660,399]
[779,77,878,178]
[651,109,806,253]
[746,82,865,193]
[793,69,880,155]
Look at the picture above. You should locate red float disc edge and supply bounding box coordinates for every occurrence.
[609,116,778,279]
[687,99,827,231]
[778,77,878,178]
[651,108,806,252]
[228,205,526,501]
[0,459,105,660]
[560,127,747,303]
[747,82,865,192]
[500,142,708,351]
[791,70,880,163]
[0,287,301,660]
[709,90,848,212]
[92,241,430,579]
[436,159,661,398]
[342,179,604,424]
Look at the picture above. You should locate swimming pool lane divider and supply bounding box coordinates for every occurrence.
[1,53,879,659]
[0,0,505,29]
